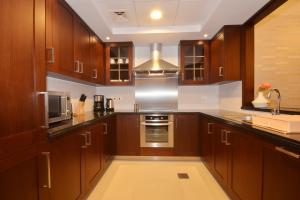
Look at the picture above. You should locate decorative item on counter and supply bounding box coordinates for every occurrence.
[73,94,87,116]
[252,82,271,108]
[106,98,114,112]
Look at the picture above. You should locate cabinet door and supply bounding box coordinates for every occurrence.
[46,0,74,76]
[90,35,105,84]
[175,114,200,156]
[0,0,41,170]
[179,41,209,85]
[230,130,263,200]
[199,118,214,169]
[0,157,39,200]
[210,33,224,83]
[105,43,133,85]
[74,17,90,80]
[116,114,140,155]
[262,145,300,200]
[84,124,102,190]
[101,117,117,168]
[50,131,83,200]
[213,124,229,186]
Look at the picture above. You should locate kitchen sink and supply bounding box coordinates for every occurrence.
[252,114,300,134]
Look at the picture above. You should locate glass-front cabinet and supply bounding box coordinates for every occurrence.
[105,42,133,85]
[179,40,209,84]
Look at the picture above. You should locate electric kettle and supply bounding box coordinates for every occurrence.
[106,98,114,112]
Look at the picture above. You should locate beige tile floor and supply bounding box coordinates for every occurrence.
[88,160,229,200]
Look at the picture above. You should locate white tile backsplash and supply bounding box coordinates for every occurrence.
[219,81,243,111]
[47,77,96,112]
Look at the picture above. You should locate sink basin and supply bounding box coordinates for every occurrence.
[252,114,300,134]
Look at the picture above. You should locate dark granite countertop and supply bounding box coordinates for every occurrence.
[47,109,300,149]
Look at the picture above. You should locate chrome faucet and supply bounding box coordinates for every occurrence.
[267,89,281,115]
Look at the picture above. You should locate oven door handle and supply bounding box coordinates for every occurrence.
[141,122,173,126]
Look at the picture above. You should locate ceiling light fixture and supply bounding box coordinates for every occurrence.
[203,34,208,38]
[150,10,162,20]
[106,36,110,40]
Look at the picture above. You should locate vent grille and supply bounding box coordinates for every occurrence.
[177,173,189,179]
[111,10,128,23]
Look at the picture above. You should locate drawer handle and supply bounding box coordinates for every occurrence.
[41,152,51,189]
[219,66,224,77]
[275,147,300,159]
[221,130,226,143]
[102,123,108,135]
[47,47,55,64]
[86,131,92,146]
[81,133,88,148]
[208,123,213,134]
[225,130,231,146]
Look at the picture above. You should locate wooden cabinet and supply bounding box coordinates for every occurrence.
[101,116,117,167]
[74,17,91,80]
[46,0,74,76]
[0,157,39,200]
[199,118,214,170]
[90,35,105,84]
[213,124,231,187]
[105,42,134,85]
[48,130,83,200]
[210,26,241,83]
[83,123,102,191]
[179,41,209,84]
[229,129,263,200]
[0,0,45,172]
[262,144,300,200]
[175,114,200,156]
[116,114,140,155]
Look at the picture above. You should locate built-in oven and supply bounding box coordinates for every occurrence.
[140,114,174,148]
[48,91,72,124]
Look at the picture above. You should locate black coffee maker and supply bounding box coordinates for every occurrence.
[94,95,105,112]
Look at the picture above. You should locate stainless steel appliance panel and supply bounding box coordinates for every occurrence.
[135,76,178,112]
[48,91,72,124]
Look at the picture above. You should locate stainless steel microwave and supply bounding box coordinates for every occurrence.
[48,91,72,124]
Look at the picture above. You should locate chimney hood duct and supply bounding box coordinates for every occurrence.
[134,43,179,76]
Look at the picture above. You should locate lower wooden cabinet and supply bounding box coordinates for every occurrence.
[262,144,300,200]
[229,129,263,200]
[0,157,39,200]
[116,114,140,155]
[175,114,200,156]
[48,130,83,200]
[199,118,214,170]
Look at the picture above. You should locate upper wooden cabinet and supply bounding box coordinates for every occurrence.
[46,0,74,76]
[210,26,241,83]
[179,40,210,84]
[74,17,91,80]
[90,35,105,84]
[105,42,134,85]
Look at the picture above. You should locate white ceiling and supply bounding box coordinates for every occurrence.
[66,0,270,45]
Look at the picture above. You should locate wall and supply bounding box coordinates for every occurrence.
[96,45,220,111]
[219,81,243,111]
[47,77,96,112]
[254,0,300,109]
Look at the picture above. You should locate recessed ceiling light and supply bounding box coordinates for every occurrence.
[203,34,208,38]
[106,36,110,40]
[150,10,162,20]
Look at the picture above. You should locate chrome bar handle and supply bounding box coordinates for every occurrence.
[92,69,98,79]
[102,123,108,135]
[225,130,231,146]
[275,147,300,159]
[47,48,55,64]
[81,133,88,148]
[208,123,214,134]
[86,131,92,146]
[41,152,51,189]
[219,66,224,77]
[37,92,48,129]
[74,60,80,73]
[221,130,226,143]
[80,62,84,73]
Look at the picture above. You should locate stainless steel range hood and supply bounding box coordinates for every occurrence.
[134,43,179,76]
[134,43,178,112]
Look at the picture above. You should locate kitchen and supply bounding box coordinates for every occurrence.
[1,0,300,200]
